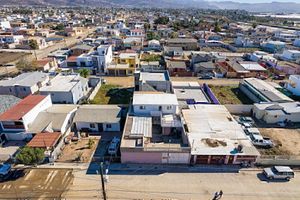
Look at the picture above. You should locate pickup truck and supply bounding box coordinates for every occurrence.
[249,134,274,148]
[0,163,12,182]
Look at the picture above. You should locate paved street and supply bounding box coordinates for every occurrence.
[63,165,300,200]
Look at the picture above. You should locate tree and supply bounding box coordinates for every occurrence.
[154,16,169,25]
[53,23,65,31]
[78,68,90,78]
[29,39,38,50]
[16,146,45,165]
[16,57,38,72]
[214,22,221,33]
[87,138,95,149]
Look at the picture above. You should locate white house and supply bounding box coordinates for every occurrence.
[280,49,300,61]
[132,92,178,116]
[0,95,52,140]
[0,72,49,98]
[39,73,89,104]
[0,20,11,30]
[286,75,300,96]
[96,45,113,73]
[74,105,121,132]
[253,102,300,124]
[0,35,24,44]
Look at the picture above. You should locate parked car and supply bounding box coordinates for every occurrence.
[241,122,252,129]
[244,127,260,136]
[263,166,294,181]
[249,134,274,148]
[0,163,12,182]
[108,137,120,155]
[198,74,213,79]
[239,116,254,125]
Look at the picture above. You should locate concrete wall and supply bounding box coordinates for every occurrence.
[224,104,253,115]
[76,122,120,132]
[121,151,163,164]
[22,95,52,130]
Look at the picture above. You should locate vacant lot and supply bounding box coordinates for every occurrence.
[0,52,30,65]
[57,137,99,163]
[103,76,134,87]
[0,168,73,199]
[90,84,133,104]
[209,85,253,104]
[259,128,300,156]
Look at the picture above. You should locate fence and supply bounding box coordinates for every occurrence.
[256,155,300,166]
[224,104,253,115]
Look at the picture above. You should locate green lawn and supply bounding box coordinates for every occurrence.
[209,85,253,105]
[90,84,133,104]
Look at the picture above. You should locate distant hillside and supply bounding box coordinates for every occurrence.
[1,0,300,13]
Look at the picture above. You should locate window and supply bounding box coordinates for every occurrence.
[166,106,172,110]
[90,123,95,128]
[158,106,162,111]
[23,88,26,91]
[139,105,146,110]
[106,124,112,129]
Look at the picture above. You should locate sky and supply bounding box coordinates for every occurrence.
[207,0,299,2]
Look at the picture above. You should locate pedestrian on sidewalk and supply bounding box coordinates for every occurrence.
[219,190,223,198]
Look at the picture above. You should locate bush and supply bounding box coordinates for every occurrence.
[87,138,95,149]
[16,147,45,165]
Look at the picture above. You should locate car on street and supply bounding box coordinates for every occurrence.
[263,166,294,181]
[0,163,12,182]
[108,137,120,155]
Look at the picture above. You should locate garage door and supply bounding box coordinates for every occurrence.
[162,153,190,164]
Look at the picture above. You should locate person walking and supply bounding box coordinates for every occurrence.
[212,191,219,200]
[219,190,223,198]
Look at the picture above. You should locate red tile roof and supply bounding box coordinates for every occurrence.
[67,56,77,62]
[0,95,47,121]
[27,132,61,148]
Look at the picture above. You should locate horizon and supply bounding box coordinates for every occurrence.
[207,0,300,3]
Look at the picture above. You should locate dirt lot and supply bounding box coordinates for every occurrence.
[57,137,99,163]
[171,77,242,86]
[0,168,73,199]
[209,85,253,104]
[90,84,133,104]
[259,128,300,156]
[0,52,30,65]
[103,76,134,87]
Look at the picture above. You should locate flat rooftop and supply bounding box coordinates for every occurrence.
[133,92,178,106]
[0,72,48,87]
[139,71,169,82]
[182,104,259,156]
[242,78,293,102]
[39,74,81,92]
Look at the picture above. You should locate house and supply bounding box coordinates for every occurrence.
[193,61,215,76]
[74,105,121,132]
[121,91,190,164]
[248,51,277,63]
[293,39,300,48]
[182,104,260,165]
[166,38,198,50]
[261,41,286,53]
[217,59,267,78]
[253,102,300,124]
[172,81,211,105]
[71,44,94,56]
[128,29,144,37]
[140,61,163,71]
[166,60,192,77]
[0,72,49,98]
[0,95,52,141]
[134,71,172,93]
[65,27,84,36]
[27,132,62,161]
[148,39,161,50]
[164,46,183,57]
[280,50,300,61]
[36,57,58,72]
[0,35,24,44]
[239,78,293,103]
[107,52,138,76]
[268,61,300,75]
[96,45,113,73]
[123,37,143,50]
[286,75,300,96]
[39,73,89,104]
[27,105,77,136]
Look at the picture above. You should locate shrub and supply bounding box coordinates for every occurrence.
[16,146,45,165]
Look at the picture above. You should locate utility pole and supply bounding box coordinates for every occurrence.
[100,162,107,200]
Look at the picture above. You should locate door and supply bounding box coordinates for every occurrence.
[98,123,103,132]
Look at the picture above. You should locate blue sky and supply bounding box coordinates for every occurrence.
[207,0,299,2]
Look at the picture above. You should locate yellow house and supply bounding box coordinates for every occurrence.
[108,53,139,76]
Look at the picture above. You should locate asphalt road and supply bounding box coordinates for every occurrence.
[64,167,300,200]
